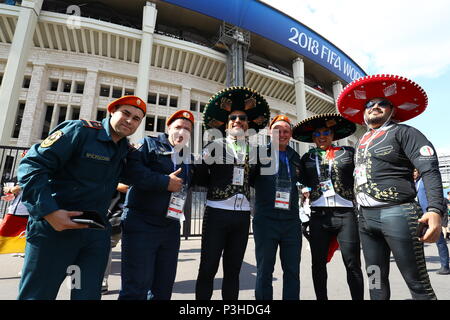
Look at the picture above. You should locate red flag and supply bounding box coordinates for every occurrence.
[0,214,28,254]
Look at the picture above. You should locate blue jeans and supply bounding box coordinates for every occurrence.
[436,232,449,269]
[253,216,302,300]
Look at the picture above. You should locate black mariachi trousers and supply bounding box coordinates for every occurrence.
[309,207,364,300]
[358,202,436,300]
[195,206,251,300]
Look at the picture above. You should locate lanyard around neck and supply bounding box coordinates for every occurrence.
[277,151,291,180]
[315,153,332,180]
[227,137,248,162]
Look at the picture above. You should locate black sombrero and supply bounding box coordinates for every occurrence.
[293,113,356,143]
[203,86,270,132]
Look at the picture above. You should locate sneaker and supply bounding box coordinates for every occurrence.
[436,267,450,275]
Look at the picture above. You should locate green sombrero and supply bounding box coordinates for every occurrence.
[293,113,356,143]
[203,86,270,132]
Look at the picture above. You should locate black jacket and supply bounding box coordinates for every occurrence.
[253,144,302,220]
[194,138,258,203]
[300,146,355,203]
[355,122,445,214]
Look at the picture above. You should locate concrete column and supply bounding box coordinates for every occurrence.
[130,1,157,144]
[17,63,47,147]
[332,80,344,112]
[180,86,191,110]
[79,69,99,120]
[193,120,201,156]
[292,57,308,155]
[0,0,43,145]
[332,80,348,146]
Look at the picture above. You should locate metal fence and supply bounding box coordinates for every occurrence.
[0,146,253,238]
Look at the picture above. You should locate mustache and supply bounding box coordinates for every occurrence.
[368,107,383,114]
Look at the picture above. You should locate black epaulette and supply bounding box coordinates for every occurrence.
[81,119,103,130]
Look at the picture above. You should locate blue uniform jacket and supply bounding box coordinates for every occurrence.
[253,144,302,220]
[122,133,194,226]
[18,118,129,222]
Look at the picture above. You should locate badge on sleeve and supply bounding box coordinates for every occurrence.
[40,130,64,148]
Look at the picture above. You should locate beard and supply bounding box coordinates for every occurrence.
[365,108,393,126]
[227,127,247,137]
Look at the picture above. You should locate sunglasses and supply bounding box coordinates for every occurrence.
[365,99,392,109]
[228,114,248,121]
[312,130,332,137]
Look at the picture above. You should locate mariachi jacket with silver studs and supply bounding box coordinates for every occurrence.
[299,146,355,203]
[354,122,445,214]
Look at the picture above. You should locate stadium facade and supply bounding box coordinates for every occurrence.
[0,0,367,160]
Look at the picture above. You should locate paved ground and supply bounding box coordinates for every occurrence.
[1,235,449,300]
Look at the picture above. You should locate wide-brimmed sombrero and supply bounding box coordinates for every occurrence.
[292,113,356,143]
[203,86,270,132]
[337,74,428,125]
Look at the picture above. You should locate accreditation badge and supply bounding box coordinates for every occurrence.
[319,179,336,198]
[166,185,187,222]
[232,166,245,186]
[274,178,291,210]
[354,165,368,186]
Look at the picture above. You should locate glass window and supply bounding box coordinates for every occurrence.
[100,86,110,97]
[112,87,122,98]
[58,106,67,125]
[41,105,54,139]
[199,102,206,113]
[190,100,198,111]
[96,109,106,121]
[62,81,72,93]
[169,96,178,108]
[145,115,155,131]
[156,117,166,132]
[75,82,84,94]
[148,93,157,104]
[12,102,25,138]
[22,76,31,89]
[158,94,168,106]
[71,106,80,120]
[49,79,59,91]
[124,88,134,96]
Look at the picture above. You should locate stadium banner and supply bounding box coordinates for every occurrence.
[161,0,366,83]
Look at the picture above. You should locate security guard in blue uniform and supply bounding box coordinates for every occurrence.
[253,115,303,300]
[119,110,195,300]
[17,95,146,300]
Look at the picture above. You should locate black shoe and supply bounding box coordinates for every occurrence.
[436,267,450,275]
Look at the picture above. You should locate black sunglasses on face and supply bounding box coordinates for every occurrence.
[229,115,248,121]
[365,99,392,109]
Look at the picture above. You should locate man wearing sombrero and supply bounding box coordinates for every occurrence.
[119,109,195,300]
[337,74,446,300]
[293,113,364,300]
[252,115,303,300]
[17,95,146,299]
[195,86,270,300]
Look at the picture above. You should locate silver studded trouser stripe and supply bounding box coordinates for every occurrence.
[358,202,437,300]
